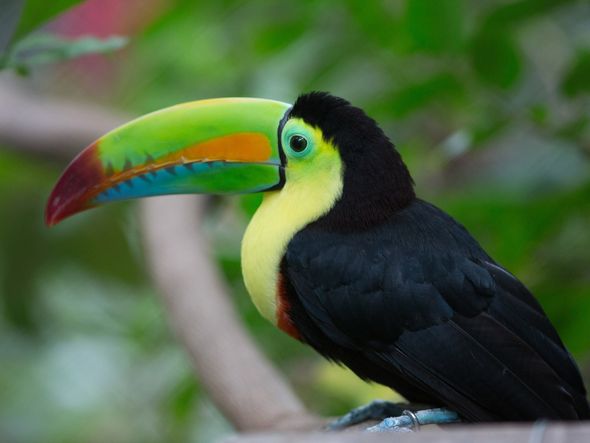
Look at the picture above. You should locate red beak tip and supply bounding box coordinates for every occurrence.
[44,196,62,227]
[45,188,81,226]
[44,141,104,227]
[44,188,97,227]
[44,212,58,227]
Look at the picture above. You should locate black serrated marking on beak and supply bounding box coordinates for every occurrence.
[105,162,114,176]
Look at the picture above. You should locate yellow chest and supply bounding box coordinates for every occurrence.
[241,161,343,325]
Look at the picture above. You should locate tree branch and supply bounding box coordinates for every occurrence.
[141,196,316,431]
[0,76,129,160]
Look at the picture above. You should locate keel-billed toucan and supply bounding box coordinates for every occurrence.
[46,92,590,427]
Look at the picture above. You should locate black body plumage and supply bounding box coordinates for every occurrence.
[280,92,590,421]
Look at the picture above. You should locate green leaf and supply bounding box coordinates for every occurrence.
[388,73,464,117]
[168,376,200,423]
[239,193,263,218]
[2,33,127,71]
[562,51,590,98]
[345,1,401,48]
[470,31,522,89]
[0,0,25,53]
[405,0,464,53]
[253,19,308,55]
[12,0,84,42]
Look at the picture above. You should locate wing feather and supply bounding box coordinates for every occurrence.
[283,200,589,420]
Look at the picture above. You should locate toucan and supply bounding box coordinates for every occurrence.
[46,92,589,430]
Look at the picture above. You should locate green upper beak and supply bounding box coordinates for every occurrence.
[45,98,291,226]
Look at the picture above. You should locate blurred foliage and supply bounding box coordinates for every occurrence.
[0,0,126,72]
[2,33,127,74]
[563,50,590,97]
[1,0,590,442]
[10,0,83,42]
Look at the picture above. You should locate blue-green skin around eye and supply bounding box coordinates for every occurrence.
[282,125,315,158]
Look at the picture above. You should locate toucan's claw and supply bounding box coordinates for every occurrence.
[326,400,426,430]
[366,408,461,432]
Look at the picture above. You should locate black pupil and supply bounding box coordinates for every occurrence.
[289,135,308,152]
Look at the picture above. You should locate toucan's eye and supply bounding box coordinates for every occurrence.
[282,122,313,159]
[289,135,308,153]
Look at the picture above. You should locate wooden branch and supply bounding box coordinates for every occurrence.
[0,76,129,160]
[225,423,590,443]
[0,77,316,432]
[140,196,316,431]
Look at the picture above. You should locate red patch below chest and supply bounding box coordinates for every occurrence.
[276,272,302,341]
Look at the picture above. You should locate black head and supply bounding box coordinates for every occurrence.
[289,92,415,229]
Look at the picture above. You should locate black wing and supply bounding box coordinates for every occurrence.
[283,200,589,421]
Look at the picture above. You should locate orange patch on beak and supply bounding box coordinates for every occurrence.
[181,132,273,163]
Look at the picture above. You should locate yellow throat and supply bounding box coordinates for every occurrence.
[241,125,343,324]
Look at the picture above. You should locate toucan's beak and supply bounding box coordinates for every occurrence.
[45,98,291,226]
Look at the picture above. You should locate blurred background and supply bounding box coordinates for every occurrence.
[1,0,590,442]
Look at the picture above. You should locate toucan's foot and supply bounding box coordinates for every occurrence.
[327,400,424,430]
[366,408,461,432]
